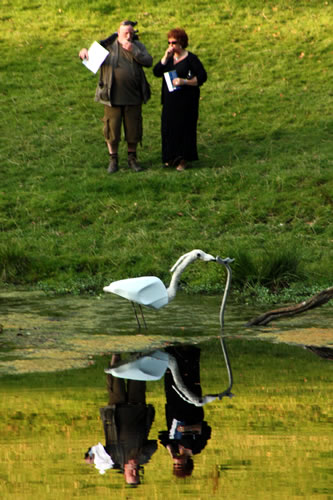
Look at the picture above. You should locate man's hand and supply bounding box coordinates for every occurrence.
[79,48,89,60]
[121,40,133,52]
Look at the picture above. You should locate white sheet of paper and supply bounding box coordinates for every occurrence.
[164,71,175,92]
[82,41,109,74]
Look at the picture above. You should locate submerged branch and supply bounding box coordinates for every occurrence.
[245,287,333,327]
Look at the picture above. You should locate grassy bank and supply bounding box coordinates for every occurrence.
[1,0,332,301]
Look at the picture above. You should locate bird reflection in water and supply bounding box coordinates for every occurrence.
[84,354,157,487]
[159,345,211,478]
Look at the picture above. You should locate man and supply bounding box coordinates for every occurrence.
[84,354,157,486]
[79,21,152,173]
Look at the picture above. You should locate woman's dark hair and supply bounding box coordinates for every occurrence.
[167,28,188,48]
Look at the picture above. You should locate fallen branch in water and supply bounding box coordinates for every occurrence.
[305,346,333,360]
[245,287,333,327]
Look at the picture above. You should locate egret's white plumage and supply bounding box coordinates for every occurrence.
[104,276,168,310]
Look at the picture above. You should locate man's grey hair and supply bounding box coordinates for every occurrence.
[120,20,137,27]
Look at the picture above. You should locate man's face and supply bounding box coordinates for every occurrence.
[118,25,134,44]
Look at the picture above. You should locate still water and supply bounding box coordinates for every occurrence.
[0,291,332,499]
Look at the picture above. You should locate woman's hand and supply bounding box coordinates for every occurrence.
[166,444,177,458]
[172,77,186,86]
[177,423,202,434]
[172,76,198,87]
[161,46,174,65]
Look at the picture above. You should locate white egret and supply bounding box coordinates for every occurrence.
[103,249,216,328]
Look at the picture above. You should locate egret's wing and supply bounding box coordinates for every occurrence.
[103,276,168,309]
[105,350,170,381]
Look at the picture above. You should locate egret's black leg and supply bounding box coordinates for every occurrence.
[131,302,141,329]
[138,305,147,329]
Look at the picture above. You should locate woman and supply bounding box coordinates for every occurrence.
[153,28,207,171]
[159,346,211,477]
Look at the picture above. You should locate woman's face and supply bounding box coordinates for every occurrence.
[168,38,182,53]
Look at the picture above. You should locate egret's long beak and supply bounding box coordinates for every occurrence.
[216,256,235,265]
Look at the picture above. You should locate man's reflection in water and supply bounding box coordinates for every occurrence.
[84,354,157,486]
[159,346,211,478]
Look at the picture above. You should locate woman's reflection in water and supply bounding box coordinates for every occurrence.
[84,354,157,487]
[159,346,211,478]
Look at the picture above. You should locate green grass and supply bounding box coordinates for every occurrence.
[0,0,332,301]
